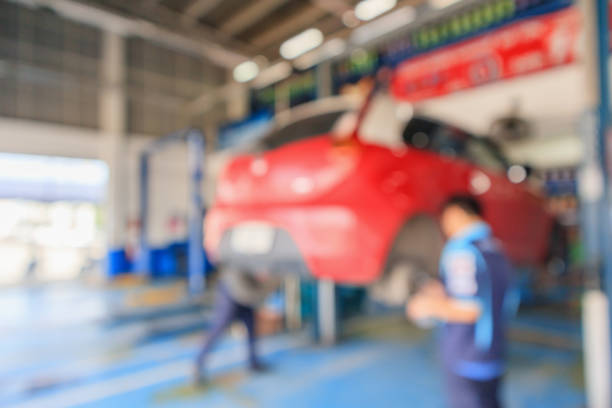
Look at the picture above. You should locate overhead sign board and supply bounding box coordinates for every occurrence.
[333,0,572,91]
[391,5,587,101]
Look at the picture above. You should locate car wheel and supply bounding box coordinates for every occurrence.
[369,216,444,306]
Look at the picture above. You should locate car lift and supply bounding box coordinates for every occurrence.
[579,0,612,406]
[136,128,206,295]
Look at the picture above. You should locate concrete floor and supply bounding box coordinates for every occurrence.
[0,282,585,408]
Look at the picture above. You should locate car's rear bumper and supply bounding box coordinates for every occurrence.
[204,205,398,284]
[217,226,311,277]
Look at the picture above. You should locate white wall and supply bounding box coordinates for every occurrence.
[501,134,583,168]
[417,64,585,136]
[0,118,102,159]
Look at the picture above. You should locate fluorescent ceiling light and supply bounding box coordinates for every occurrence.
[294,38,347,70]
[355,0,396,21]
[351,6,416,45]
[280,28,324,60]
[428,0,462,9]
[342,10,360,27]
[253,61,292,88]
[233,60,259,83]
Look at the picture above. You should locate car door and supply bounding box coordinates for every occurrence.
[464,138,529,262]
[402,117,470,211]
[403,117,548,265]
[503,168,553,264]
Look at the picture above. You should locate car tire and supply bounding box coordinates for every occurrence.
[369,216,444,306]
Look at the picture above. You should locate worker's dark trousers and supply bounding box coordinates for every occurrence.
[445,372,502,408]
[195,284,257,369]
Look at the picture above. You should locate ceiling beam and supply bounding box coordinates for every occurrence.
[181,0,224,27]
[251,5,327,48]
[9,0,252,67]
[310,0,351,18]
[99,0,255,54]
[140,0,162,9]
[187,82,238,115]
[219,0,287,36]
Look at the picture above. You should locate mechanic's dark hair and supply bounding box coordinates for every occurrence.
[441,194,483,216]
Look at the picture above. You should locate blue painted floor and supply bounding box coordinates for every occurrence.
[0,283,585,408]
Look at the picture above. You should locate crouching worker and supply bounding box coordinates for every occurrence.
[194,268,280,384]
[407,195,516,408]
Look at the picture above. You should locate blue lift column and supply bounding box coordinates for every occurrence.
[137,129,206,295]
[187,131,205,295]
[137,153,152,275]
[580,0,612,406]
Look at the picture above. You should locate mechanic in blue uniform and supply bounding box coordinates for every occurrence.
[193,268,279,384]
[407,195,515,408]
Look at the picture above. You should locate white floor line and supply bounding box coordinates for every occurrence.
[1,310,212,377]
[11,334,310,408]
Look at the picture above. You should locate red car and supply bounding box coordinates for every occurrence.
[204,94,558,303]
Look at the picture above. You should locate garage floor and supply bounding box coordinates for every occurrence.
[1,283,585,408]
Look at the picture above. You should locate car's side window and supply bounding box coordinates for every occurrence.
[465,139,507,172]
[403,117,467,159]
[403,118,509,172]
[429,127,467,158]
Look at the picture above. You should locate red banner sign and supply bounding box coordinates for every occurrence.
[391,8,584,102]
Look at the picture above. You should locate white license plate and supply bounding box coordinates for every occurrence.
[230,223,275,255]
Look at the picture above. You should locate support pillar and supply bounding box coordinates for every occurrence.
[274,82,290,117]
[100,31,127,278]
[318,278,337,345]
[316,61,333,99]
[226,72,249,121]
[579,0,612,406]
[187,131,205,295]
[284,275,302,331]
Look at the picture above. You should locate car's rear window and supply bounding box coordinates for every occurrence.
[256,111,347,151]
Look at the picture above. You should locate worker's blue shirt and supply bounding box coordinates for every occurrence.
[439,222,513,381]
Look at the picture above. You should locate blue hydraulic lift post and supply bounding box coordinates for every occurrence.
[580,0,612,406]
[595,0,612,334]
[138,153,151,274]
[595,0,612,399]
[187,130,205,295]
[137,129,206,294]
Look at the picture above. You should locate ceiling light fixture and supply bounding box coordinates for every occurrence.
[294,38,347,70]
[280,28,324,60]
[233,60,259,83]
[342,10,360,27]
[351,6,416,45]
[354,0,397,21]
[428,0,462,9]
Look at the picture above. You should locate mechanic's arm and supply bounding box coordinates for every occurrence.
[407,292,481,324]
[407,249,483,324]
